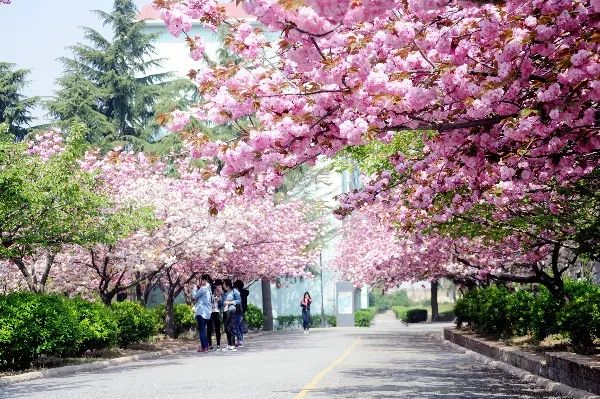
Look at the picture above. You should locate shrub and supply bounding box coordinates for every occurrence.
[310,314,322,328]
[0,292,81,370]
[355,307,377,327]
[151,304,195,338]
[437,309,456,322]
[557,281,600,352]
[530,286,562,342]
[275,315,301,330]
[69,297,118,353]
[505,289,534,337]
[455,281,600,353]
[307,313,337,328]
[406,308,428,323]
[370,288,412,311]
[325,314,337,327]
[111,301,157,346]
[392,306,408,321]
[245,303,264,330]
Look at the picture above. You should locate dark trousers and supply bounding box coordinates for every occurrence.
[195,315,209,349]
[233,312,244,343]
[207,311,221,347]
[223,309,236,347]
[302,309,311,330]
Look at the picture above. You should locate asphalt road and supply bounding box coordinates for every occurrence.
[0,312,562,399]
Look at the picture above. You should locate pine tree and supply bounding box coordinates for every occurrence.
[47,0,174,149]
[0,62,38,140]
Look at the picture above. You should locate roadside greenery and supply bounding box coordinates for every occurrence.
[454,281,600,353]
[245,303,264,331]
[355,307,378,327]
[0,293,159,371]
[152,303,196,338]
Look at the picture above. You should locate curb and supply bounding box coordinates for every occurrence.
[0,346,195,387]
[428,333,600,399]
[0,330,276,387]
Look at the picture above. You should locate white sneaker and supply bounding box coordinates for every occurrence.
[228,346,237,352]
[222,346,230,352]
[303,330,308,334]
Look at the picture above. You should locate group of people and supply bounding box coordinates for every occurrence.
[193,274,314,352]
[192,274,249,353]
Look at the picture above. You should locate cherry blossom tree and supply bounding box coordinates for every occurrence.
[153,0,599,298]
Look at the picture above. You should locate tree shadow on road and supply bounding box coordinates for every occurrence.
[306,332,563,399]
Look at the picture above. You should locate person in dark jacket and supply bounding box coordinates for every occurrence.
[233,280,249,347]
[300,292,312,334]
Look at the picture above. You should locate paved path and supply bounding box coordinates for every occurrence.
[1,312,562,399]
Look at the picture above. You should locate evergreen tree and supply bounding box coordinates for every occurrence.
[0,62,38,140]
[47,0,174,149]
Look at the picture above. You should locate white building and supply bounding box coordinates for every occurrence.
[138,3,369,322]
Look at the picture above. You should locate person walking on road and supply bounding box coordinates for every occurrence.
[192,274,212,353]
[301,292,312,334]
[207,278,223,351]
[220,279,241,351]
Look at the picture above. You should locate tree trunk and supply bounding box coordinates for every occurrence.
[101,290,116,306]
[261,279,273,331]
[134,272,144,302]
[430,280,439,322]
[165,293,176,338]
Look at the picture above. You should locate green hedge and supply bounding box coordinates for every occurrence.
[70,297,119,354]
[355,307,378,327]
[0,292,81,370]
[274,313,337,330]
[455,281,600,353]
[310,314,337,328]
[152,304,196,338]
[245,303,264,330]
[392,306,428,323]
[111,301,157,347]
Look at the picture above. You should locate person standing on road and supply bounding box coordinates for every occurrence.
[220,279,241,351]
[207,278,223,351]
[192,274,212,353]
[300,292,312,334]
[233,280,249,348]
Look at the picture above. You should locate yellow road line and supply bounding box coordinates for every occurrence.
[293,337,362,399]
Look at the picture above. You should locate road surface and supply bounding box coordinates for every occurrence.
[0,312,562,399]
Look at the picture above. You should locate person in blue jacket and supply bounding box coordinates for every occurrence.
[192,274,212,353]
[220,279,241,351]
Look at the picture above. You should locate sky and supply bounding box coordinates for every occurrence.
[0,0,149,123]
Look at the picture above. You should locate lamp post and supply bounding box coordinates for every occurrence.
[320,252,325,327]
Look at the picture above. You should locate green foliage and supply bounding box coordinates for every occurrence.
[332,131,429,175]
[309,314,337,328]
[392,306,409,322]
[245,303,264,330]
[392,306,429,323]
[370,288,412,311]
[0,62,38,140]
[111,301,157,346]
[152,303,196,338]
[275,315,301,330]
[46,0,190,150]
[325,314,337,327]
[69,297,119,353]
[556,281,600,353]
[354,307,378,327]
[455,282,600,353]
[0,292,81,370]
[0,123,109,260]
